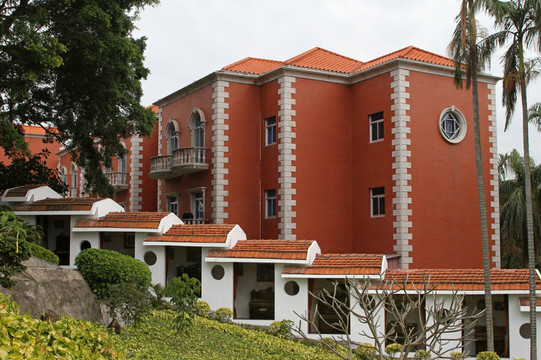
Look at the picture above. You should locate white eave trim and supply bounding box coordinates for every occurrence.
[14,211,94,216]
[282,273,382,279]
[144,241,230,248]
[72,227,158,233]
[205,257,310,265]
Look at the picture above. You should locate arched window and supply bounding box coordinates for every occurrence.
[166,121,179,155]
[189,109,206,148]
[70,163,78,197]
[118,155,127,173]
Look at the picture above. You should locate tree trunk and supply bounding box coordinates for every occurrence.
[472,49,494,352]
[519,43,537,360]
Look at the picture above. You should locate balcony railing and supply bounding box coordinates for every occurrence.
[149,155,174,179]
[182,218,207,225]
[171,147,209,175]
[149,148,208,180]
[105,171,128,191]
[69,187,78,197]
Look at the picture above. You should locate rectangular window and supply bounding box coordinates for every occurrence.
[265,189,277,218]
[265,116,277,145]
[370,187,385,217]
[166,196,178,216]
[369,111,384,142]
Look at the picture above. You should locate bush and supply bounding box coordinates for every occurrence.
[451,351,466,360]
[195,300,211,317]
[354,342,376,360]
[28,242,59,265]
[476,351,500,360]
[385,343,403,359]
[168,274,201,333]
[0,292,121,358]
[149,283,171,310]
[75,248,151,299]
[269,319,294,338]
[108,278,151,337]
[215,307,233,323]
[0,210,32,288]
[415,349,430,360]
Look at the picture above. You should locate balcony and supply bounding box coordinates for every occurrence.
[105,171,128,191]
[182,218,208,225]
[69,187,78,197]
[149,155,174,179]
[171,147,209,175]
[149,147,208,180]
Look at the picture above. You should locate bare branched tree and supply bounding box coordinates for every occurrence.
[295,275,484,360]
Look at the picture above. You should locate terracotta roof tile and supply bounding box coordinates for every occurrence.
[21,125,58,135]
[207,239,314,261]
[12,197,104,212]
[4,184,44,198]
[283,254,383,276]
[355,46,454,72]
[385,268,541,291]
[222,57,284,75]
[222,46,454,76]
[285,47,362,73]
[146,224,236,243]
[519,297,541,306]
[75,212,171,229]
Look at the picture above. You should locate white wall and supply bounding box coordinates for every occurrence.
[275,271,308,334]
[507,294,541,360]
[70,231,99,265]
[201,248,233,311]
[136,233,165,286]
[424,294,463,356]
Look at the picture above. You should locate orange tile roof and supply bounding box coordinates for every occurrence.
[21,125,58,135]
[75,212,171,229]
[222,57,284,75]
[3,184,44,198]
[519,297,541,306]
[283,254,383,276]
[145,224,236,243]
[12,198,104,212]
[355,46,454,72]
[222,46,454,76]
[207,239,314,261]
[385,268,541,291]
[285,47,362,73]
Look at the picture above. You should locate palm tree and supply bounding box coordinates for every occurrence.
[499,149,541,267]
[449,0,495,351]
[481,0,541,357]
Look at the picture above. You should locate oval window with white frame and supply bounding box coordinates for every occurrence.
[438,106,467,144]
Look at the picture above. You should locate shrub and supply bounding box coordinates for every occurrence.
[149,283,171,310]
[75,248,151,299]
[195,300,211,317]
[168,274,201,333]
[415,349,430,360]
[0,292,120,358]
[385,343,403,359]
[320,337,338,350]
[215,307,233,323]
[269,319,294,338]
[0,210,32,288]
[451,351,466,360]
[354,342,377,360]
[108,277,151,337]
[28,242,59,264]
[476,351,500,360]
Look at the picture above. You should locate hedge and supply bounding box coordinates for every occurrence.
[28,243,59,265]
[75,248,151,299]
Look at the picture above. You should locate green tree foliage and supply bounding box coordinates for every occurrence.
[0,149,67,195]
[167,274,201,334]
[75,248,151,299]
[0,0,158,197]
[0,210,36,288]
[0,292,121,359]
[499,149,541,267]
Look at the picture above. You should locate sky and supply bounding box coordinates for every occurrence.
[133,0,541,161]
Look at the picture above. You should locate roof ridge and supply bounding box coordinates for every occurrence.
[285,47,362,66]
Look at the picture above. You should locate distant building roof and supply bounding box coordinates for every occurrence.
[12,197,104,212]
[207,239,317,263]
[146,224,236,244]
[3,184,44,198]
[75,212,173,229]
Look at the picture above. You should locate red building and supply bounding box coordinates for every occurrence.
[0,125,61,169]
[151,46,500,270]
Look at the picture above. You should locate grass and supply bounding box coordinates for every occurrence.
[114,310,343,360]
